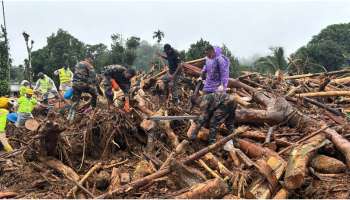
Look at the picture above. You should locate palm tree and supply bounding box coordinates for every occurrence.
[254,47,288,74]
[152,29,164,43]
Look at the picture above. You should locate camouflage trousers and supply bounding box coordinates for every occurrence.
[72,82,97,108]
[207,104,236,143]
[191,100,236,144]
[162,73,181,102]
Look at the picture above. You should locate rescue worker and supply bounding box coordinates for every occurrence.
[157,44,182,104]
[199,45,230,94]
[102,65,136,112]
[34,72,59,103]
[19,80,30,97]
[54,65,74,94]
[16,88,37,127]
[67,55,99,121]
[0,97,13,152]
[189,92,237,144]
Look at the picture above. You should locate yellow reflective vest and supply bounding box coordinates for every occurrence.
[58,68,73,84]
[18,96,37,113]
[38,76,53,94]
[0,108,8,132]
[19,86,29,97]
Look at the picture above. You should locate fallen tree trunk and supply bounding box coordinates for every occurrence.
[175,178,228,199]
[326,129,350,168]
[284,69,350,80]
[272,187,289,199]
[311,155,346,174]
[296,91,350,97]
[0,191,17,198]
[43,158,80,181]
[236,139,287,199]
[284,134,326,190]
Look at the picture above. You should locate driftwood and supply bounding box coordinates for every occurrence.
[175,178,229,199]
[296,91,350,97]
[67,162,102,197]
[108,167,121,193]
[311,155,346,174]
[284,134,326,190]
[42,158,80,181]
[272,187,289,199]
[96,127,247,198]
[0,191,18,198]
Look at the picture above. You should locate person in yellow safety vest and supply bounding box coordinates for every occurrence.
[34,72,58,104]
[19,80,30,97]
[15,88,37,127]
[0,98,14,152]
[54,66,73,94]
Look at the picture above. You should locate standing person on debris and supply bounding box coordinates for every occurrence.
[54,65,74,95]
[157,44,182,104]
[189,92,237,144]
[19,80,30,97]
[34,72,59,103]
[199,45,230,94]
[16,88,37,127]
[102,65,136,112]
[0,97,14,152]
[67,55,99,121]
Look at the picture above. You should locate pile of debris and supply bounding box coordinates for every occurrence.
[1,60,350,199]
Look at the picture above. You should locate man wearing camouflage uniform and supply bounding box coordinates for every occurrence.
[190,92,237,144]
[102,65,136,112]
[67,55,99,121]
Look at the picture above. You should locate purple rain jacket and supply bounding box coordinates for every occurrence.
[202,46,230,93]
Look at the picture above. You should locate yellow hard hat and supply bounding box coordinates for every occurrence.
[0,97,9,108]
[26,88,34,95]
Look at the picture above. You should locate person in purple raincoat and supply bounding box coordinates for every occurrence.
[200,45,230,93]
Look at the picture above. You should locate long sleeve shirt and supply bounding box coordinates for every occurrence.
[202,47,229,93]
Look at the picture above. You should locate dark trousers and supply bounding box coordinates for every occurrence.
[72,83,97,108]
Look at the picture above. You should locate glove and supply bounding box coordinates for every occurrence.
[111,79,120,90]
[123,100,131,113]
[217,84,224,92]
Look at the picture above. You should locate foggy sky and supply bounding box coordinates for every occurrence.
[3,0,350,65]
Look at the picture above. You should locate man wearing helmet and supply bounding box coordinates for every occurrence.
[16,88,37,127]
[19,80,30,97]
[34,72,59,103]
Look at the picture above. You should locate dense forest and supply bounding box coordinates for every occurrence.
[1,23,350,96]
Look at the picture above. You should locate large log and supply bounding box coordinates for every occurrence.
[43,158,80,181]
[296,91,350,97]
[311,155,346,174]
[326,129,350,168]
[284,134,326,190]
[175,178,228,199]
[237,139,287,199]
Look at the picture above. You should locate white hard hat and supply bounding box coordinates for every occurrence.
[21,80,29,85]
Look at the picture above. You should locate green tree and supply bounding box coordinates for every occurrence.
[31,29,85,82]
[86,43,110,72]
[292,23,350,73]
[0,26,10,96]
[254,47,288,74]
[133,41,161,71]
[125,36,141,66]
[152,30,164,43]
[185,38,211,60]
[221,44,240,77]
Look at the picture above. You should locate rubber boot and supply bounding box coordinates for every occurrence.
[0,133,13,152]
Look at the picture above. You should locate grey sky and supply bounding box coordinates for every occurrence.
[4,0,350,65]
